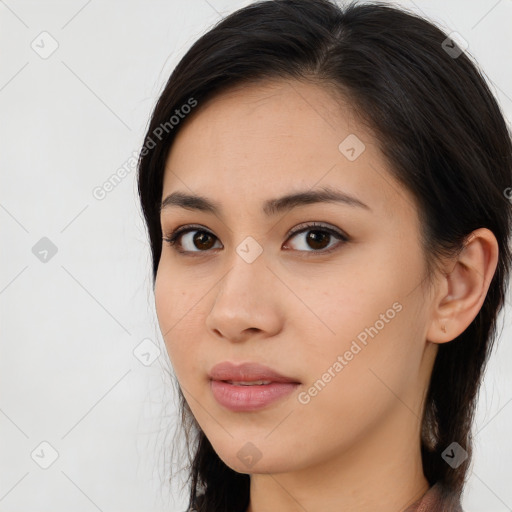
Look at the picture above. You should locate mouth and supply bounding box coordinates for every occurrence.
[210,380,300,412]
[223,380,274,386]
[208,361,301,412]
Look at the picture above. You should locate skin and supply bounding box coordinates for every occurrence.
[154,79,499,512]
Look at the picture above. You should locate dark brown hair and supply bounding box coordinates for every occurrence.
[137,1,512,511]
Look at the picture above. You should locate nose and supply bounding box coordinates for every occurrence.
[205,249,284,343]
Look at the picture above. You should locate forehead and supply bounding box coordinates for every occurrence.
[166,79,358,168]
[161,79,414,222]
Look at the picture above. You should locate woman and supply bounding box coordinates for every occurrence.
[137,1,512,511]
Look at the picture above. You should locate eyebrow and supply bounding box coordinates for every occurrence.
[159,185,371,217]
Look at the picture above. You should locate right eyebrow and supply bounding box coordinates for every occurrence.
[160,185,371,218]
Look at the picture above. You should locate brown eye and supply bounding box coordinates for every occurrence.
[304,230,331,250]
[163,222,348,255]
[284,223,348,254]
[163,227,222,253]
[192,231,216,250]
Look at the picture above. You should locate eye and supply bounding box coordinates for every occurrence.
[283,222,348,254]
[162,222,349,255]
[163,224,222,254]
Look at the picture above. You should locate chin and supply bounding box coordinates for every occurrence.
[210,438,303,475]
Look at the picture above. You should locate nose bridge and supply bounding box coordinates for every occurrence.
[217,240,269,307]
[206,242,281,340]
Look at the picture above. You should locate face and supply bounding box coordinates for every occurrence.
[155,79,438,475]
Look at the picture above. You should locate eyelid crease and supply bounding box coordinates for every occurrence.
[162,221,350,255]
[286,221,348,240]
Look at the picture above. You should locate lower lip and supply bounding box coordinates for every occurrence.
[210,380,299,412]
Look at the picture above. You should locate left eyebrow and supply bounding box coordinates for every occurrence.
[159,185,371,217]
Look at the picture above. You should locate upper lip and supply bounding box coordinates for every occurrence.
[209,361,300,383]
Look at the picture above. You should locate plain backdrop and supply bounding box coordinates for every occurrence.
[1,1,511,511]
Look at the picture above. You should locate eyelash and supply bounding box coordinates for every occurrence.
[162,222,349,256]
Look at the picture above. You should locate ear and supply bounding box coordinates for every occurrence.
[426,228,499,344]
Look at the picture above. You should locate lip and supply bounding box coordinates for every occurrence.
[209,361,301,412]
[209,361,300,383]
[210,381,299,412]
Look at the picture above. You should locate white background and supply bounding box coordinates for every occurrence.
[1,1,511,511]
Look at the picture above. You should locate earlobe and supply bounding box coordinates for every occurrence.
[426,228,499,344]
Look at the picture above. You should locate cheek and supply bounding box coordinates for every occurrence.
[154,272,176,338]
[296,257,424,399]
[294,306,418,450]
[154,261,198,332]
[154,268,208,382]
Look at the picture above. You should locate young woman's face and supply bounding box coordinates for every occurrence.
[155,79,439,475]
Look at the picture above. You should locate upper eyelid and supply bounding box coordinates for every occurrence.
[165,222,348,245]
[287,222,346,237]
